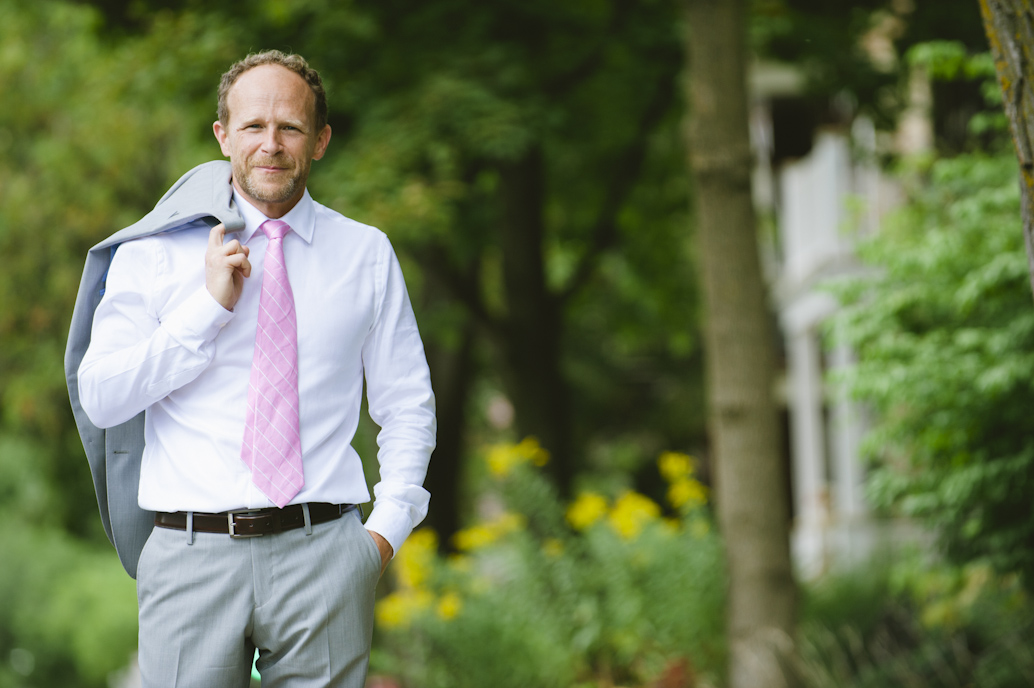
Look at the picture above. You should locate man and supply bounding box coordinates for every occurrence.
[71,51,436,687]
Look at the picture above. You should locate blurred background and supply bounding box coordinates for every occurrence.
[1,0,1032,686]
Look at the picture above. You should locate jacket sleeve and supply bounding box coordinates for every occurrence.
[77,234,235,428]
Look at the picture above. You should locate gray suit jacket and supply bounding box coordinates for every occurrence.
[64,160,244,579]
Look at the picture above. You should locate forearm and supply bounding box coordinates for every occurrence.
[364,418,436,555]
[362,337,435,555]
[78,314,219,428]
[79,236,234,428]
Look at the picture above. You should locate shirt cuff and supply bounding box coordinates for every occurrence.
[364,501,417,559]
[160,286,235,352]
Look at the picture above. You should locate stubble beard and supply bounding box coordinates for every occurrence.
[234,155,308,205]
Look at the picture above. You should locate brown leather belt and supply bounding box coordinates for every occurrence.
[154,503,358,538]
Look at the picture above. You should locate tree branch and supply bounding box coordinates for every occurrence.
[415,242,503,337]
[557,67,677,305]
[542,0,636,98]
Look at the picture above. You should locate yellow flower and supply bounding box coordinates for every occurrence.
[447,553,472,573]
[658,451,694,483]
[396,528,438,590]
[452,524,494,551]
[542,538,565,557]
[486,437,550,477]
[689,517,711,539]
[487,444,521,477]
[452,512,526,551]
[515,436,550,467]
[376,589,433,629]
[608,491,661,539]
[376,593,409,629]
[668,477,708,509]
[436,591,463,621]
[566,492,609,531]
[920,599,960,630]
[408,527,439,551]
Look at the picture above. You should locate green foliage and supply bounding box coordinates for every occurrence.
[797,558,1034,687]
[0,520,137,688]
[372,444,725,688]
[906,41,996,84]
[906,41,1008,141]
[830,151,1034,588]
[301,0,700,473]
[0,417,137,686]
[752,2,995,154]
[752,0,902,126]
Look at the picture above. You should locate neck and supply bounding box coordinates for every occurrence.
[231,178,304,219]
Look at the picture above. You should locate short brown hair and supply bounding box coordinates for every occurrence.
[217,50,328,132]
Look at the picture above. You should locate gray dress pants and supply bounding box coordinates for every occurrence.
[136,509,381,688]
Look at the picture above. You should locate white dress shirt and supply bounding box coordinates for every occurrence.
[78,189,436,554]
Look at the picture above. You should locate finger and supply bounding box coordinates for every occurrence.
[223,241,250,258]
[208,223,226,249]
[225,252,249,269]
[225,252,252,277]
[222,238,243,256]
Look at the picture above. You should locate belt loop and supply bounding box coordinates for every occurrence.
[302,503,312,536]
[186,511,195,546]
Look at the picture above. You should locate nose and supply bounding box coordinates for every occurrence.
[260,127,283,155]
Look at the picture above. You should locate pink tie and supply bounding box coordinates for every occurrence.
[241,219,304,507]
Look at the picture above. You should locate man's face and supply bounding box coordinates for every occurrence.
[213,64,331,217]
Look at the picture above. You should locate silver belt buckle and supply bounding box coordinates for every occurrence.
[227,509,266,538]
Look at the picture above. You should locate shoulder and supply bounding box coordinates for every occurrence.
[111,219,211,263]
[154,218,215,240]
[311,200,391,248]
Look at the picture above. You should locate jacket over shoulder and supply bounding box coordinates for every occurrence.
[64,160,244,578]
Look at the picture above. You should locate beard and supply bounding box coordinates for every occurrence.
[234,154,308,205]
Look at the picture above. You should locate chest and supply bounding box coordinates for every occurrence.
[155,227,378,365]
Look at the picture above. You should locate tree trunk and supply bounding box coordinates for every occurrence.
[684,1,797,686]
[979,0,1034,295]
[497,146,574,494]
[423,323,476,545]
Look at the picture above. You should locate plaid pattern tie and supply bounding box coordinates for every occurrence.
[240,219,304,507]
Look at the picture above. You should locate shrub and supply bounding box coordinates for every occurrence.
[371,441,726,688]
[797,557,1034,687]
[831,152,1034,589]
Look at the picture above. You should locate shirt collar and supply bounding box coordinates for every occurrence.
[232,187,316,245]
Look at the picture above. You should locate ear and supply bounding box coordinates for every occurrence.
[213,120,232,157]
[312,125,332,161]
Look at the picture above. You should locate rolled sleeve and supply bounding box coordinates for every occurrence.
[160,286,235,353]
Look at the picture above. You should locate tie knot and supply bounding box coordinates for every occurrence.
[260,219,292,242]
